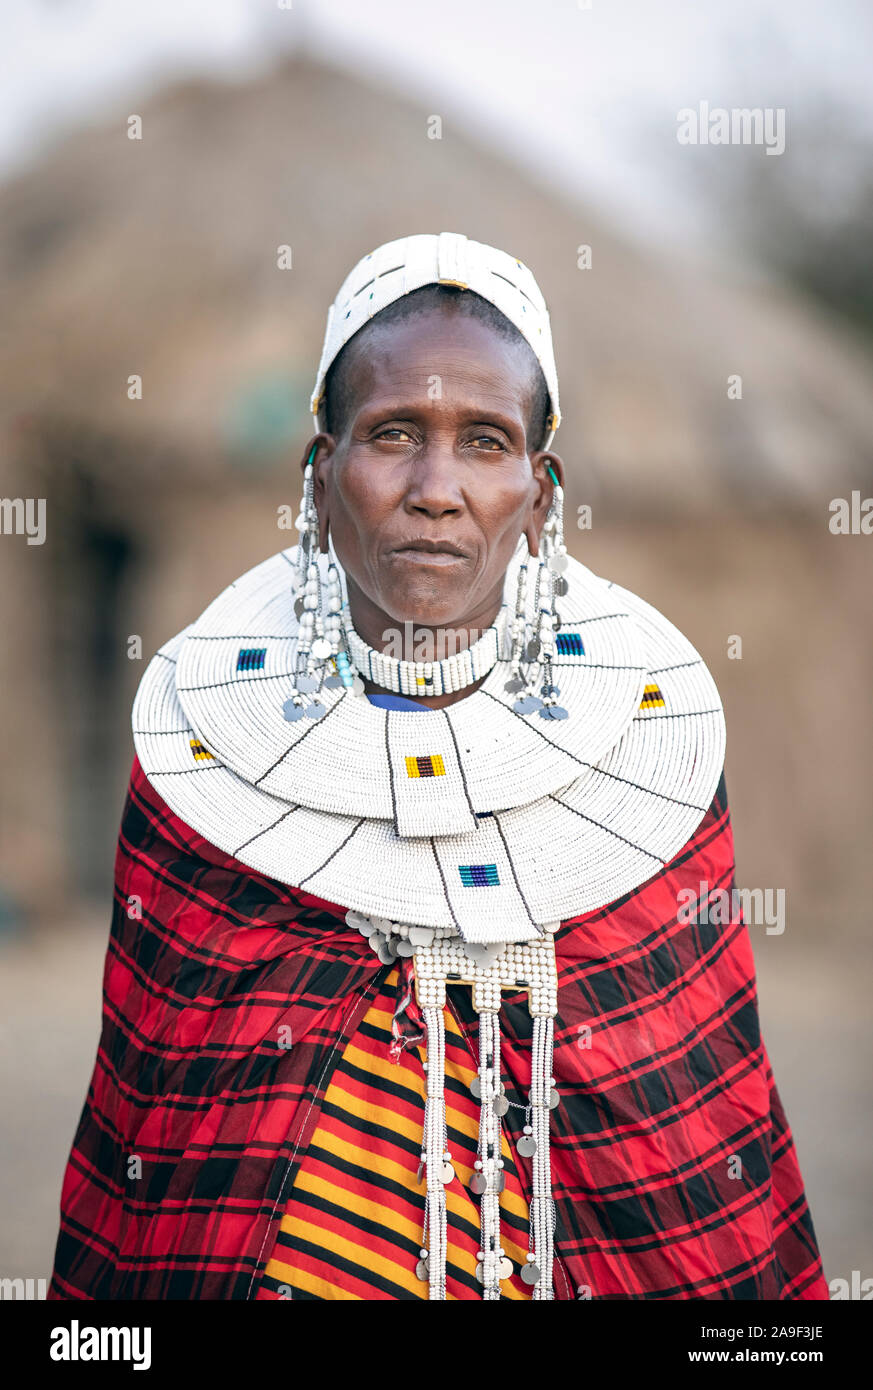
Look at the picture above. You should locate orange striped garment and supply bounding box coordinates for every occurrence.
[256,964,533,1300]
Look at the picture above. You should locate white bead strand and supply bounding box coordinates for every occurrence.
[529,1013,557,1299]
[423,1004,448,1301]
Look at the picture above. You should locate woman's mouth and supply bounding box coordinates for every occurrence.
[391,547,468,565]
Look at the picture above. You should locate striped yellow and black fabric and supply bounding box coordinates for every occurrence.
[257,965,533,1300]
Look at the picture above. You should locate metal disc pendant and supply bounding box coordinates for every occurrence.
[529,1087,560,1108]
[517,1134,538,1158]
[311,637,331,659]
[377,943,396,966]
[282,700,305,721]
[396,938,415,957]
[525,638,541,660]
[539,704,568,720]
[324,674,343,688]
[469,1076,482,1100]
[469,1172,487,1195]
[305,701,326,719]
[408,926,435,947]
[494,1171,506,1193]
[475,1262,486,1285]
[513,695,542,715]
[296,674,319,693]
[553,576,569,595]
[466,942,506,968]
[521,1262,541,1285]
[493,1094,509,1117]
[498,1256,514,1280]
[415,1257,430,1281]
[441,1161,456,1185]
[504,676,525,693]
[293,597,306,618]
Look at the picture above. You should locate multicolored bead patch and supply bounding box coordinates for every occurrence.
[458,863,500,887]
[405,754,446,779]
[639,682,665,710]
[555,632,584,656]
[236,647,266,672]
[190,739,214,761]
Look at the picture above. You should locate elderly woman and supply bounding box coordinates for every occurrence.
[49,233,827,1302]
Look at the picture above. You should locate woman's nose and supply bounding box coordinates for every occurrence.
[404,446,465,517]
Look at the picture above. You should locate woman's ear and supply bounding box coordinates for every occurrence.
[525,451,564,556]
[302,434,335,553]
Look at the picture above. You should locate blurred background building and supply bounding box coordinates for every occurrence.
[0,0,871,1295]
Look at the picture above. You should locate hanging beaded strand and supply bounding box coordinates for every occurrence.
[533,471,568,720]
[527,1013,558,1298]
[285,448,364,717]
[421,1007,449,1299]
[505,470,568,720]
[503,557,529,699]
[471,1008,512,1297]
[286,446,330,720]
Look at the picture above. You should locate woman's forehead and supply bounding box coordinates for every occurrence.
[341,309,537,409]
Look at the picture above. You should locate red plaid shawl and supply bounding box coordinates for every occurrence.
[49,756,828,1300]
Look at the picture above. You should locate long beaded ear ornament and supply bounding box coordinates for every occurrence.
[505,467,569,720]
[284,445,364,721]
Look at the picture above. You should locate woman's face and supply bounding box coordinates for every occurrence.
[308,302,562,645]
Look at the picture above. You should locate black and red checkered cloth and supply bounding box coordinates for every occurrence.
[48,756,828,1300]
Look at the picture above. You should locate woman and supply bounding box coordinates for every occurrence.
[49,232,827,1301]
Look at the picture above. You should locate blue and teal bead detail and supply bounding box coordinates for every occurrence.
[458,863,500,888]
[237,647,267,672]
[555,632,584,657]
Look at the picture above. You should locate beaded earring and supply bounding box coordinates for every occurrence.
[284,444,362,722]
[504,466,569,720]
